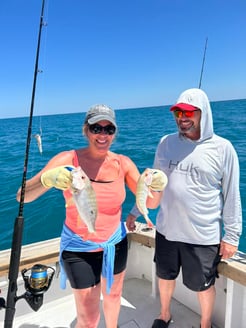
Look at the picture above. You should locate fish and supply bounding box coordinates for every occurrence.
[136,169,168,228]
[34,134,42,154]
[70,166,98,233]
[136,169,155,228]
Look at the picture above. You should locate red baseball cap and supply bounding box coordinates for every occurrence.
[170,103,198,112]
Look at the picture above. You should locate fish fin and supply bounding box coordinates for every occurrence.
[144,171,153,185]
[148,190,154,198]
[77,216,83,226]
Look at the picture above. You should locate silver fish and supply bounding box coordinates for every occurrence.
[34,134,42,154]
[136,169,155,228]
[71,167,97,233]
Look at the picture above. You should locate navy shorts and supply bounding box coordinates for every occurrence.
[154,231,221,291]
[62,236,128,289]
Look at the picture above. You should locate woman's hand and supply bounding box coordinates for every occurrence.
[41,165,75,190]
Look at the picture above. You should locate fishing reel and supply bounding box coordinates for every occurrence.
[19,264,55,311]
[0,264,55,312]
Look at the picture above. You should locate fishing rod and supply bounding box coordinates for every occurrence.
[198,37,208,89]
[1,1,54,327]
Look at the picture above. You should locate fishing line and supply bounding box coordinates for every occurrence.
[4,1,47,327]
[32,1,49,156]
[198,37,208,89]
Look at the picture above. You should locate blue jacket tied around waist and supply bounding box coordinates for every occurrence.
[60,222,127,294]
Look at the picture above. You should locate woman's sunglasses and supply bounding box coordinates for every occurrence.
[173,109,199,118]
[88,123,116,135]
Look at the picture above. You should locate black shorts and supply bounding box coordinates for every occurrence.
[62,236,128,289]
[154,231,221,292]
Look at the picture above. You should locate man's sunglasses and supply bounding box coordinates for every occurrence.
[88,123,116,135]
[173,109,199,118]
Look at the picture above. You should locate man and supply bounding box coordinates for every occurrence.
[126,88,242,328]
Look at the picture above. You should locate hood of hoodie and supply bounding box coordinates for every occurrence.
[174,88,214,142]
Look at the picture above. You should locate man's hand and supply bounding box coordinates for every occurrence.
[126,213,137,232]
[220,240,238,260]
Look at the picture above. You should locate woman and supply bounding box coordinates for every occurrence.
[17,104,164,328]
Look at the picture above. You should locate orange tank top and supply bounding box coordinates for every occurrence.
[63,150,126,242]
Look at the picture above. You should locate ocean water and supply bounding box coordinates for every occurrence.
[0,99,245,252]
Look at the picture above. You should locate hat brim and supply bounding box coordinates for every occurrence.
[170,103,198,112]
[87,114,117,127]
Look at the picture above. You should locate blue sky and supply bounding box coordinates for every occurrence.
[0,0,245,118]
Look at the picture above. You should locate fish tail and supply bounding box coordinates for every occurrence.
[87,225,96,233]
[143,214,154,228]
[83,231,97,241]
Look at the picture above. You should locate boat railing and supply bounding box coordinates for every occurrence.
[0,223,245,285]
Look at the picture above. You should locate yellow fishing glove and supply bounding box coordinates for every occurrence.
[41,165,75,190]
[148,169,168,192]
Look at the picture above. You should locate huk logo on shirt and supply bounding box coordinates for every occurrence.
[168,160,199,176]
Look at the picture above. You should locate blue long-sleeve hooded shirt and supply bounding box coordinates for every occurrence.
[154,88,242,246]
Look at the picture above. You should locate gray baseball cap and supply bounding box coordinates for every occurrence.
[84,104,117,127]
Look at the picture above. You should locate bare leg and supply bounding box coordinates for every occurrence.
[101,270,126,328]
[73,284,101,328]
[197,285,216,328]
[158,278,175,322]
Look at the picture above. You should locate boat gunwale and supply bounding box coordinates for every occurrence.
[0,223,246,286]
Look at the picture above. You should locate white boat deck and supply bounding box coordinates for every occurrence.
[0,274,203,328]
